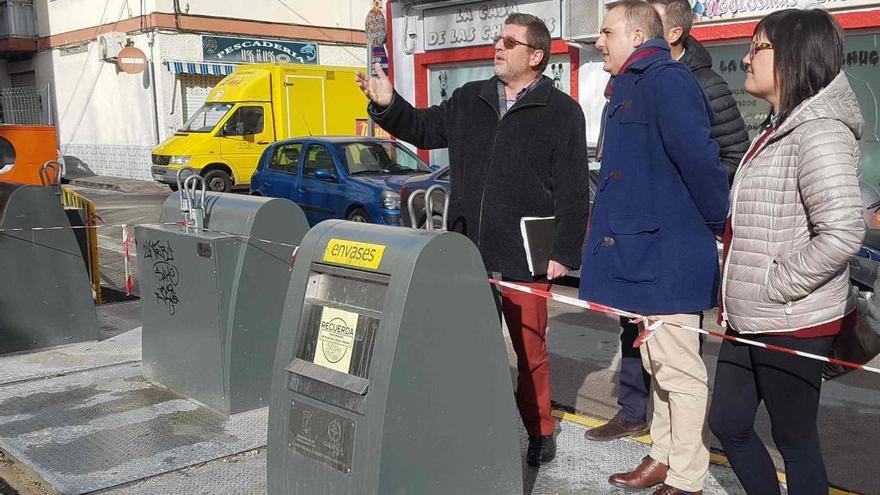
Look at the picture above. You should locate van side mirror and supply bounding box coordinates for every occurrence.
[314,168,337,181]
[430,164,440,172]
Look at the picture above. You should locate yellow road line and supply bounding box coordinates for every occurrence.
[552,410,860,495]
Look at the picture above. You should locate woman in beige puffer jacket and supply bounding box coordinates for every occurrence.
[707,9,865,495]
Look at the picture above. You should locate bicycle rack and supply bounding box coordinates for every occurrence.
[183,174,207,231]
[39,161,63,196]
[176,167,196,226]
[407,185,449,231]
[424,184,449,231]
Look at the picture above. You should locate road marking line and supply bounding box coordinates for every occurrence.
[552,410,861,495]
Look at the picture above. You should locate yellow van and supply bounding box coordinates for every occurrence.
[151,63,368,191]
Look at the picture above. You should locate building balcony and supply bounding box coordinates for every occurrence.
[0,0,37,55]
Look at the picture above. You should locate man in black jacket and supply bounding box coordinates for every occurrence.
[584,0,749,445]
[651,0,750,182]
[356,14,589,466]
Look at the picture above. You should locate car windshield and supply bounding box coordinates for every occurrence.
[180,103,233,133]
[339,141,430,175]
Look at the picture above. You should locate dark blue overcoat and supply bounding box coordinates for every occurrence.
[579,41,730,315]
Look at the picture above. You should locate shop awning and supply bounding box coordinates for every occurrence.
[163,60,237,76]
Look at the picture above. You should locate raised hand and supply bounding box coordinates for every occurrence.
[355,63,394,108]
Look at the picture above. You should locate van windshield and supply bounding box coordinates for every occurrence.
[181,103,233,133]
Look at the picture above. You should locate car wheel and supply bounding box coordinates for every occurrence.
[203,169,233,192]
[346,208,371,223]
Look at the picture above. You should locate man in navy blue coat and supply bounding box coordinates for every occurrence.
[578,2,728,494]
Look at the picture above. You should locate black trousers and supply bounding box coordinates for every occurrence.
[708,332,834,495]
[618,316,651,423]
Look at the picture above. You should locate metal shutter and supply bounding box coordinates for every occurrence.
[10,71,36,88]
[179,74,224,122]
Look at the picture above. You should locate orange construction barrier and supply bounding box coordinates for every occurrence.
[0,124,60,185]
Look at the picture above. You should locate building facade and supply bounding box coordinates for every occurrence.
[0,0,370,179]
[690,3,880,187]
[384,0,879,188]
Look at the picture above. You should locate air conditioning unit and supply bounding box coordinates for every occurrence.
[565,0,609,42]
[97,32,127,61]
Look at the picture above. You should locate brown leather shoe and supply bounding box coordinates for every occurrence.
[585,415,649,441]
[609,455,668,489]
[651,484,703,495]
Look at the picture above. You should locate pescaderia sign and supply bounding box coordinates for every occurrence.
[202,35,318,64]
[694,0,877,23]
[423,0,562,51]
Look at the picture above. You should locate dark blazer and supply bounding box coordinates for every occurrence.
[579,40,729,314]
[681,36,750,184]
[370,76,590,281]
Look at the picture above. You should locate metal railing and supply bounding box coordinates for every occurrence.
[60,185,103,305]
[0,85,52,125]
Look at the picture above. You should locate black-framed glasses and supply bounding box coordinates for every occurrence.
[493,35,536,50]
[749,40,773,60]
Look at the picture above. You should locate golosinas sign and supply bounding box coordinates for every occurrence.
[694,0,879,22]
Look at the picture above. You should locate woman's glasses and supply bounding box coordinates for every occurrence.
[749,41,774,60]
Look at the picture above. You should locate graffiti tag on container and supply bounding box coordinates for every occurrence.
[143,239,175,263]
[143,239,181,316]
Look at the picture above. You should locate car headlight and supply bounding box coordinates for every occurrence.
[382,191,401,210]
[170,155,191,165]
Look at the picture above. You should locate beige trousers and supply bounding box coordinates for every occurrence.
[639,313,710,492]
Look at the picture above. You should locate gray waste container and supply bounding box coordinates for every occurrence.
[136,192,309,415]
[0,183,98,353]
[267,220,522,495]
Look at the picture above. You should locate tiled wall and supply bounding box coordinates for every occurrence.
[62,143,153,180]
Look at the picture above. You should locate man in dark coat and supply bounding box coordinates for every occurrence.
[579,2,728,493]
[651,0,750,183]
[356,14,589,467]
[585,0,749,446]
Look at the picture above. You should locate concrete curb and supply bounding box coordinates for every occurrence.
[68,178,126,192]
[68,177,170,194]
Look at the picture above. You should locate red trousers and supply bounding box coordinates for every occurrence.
[501,281,555,436]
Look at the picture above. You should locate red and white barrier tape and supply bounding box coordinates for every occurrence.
[0,221,176,234]
[202,227,302,250]
[1,220,306,251]
[490,279,880,375]
[6,217,875,375]
[122,225,134,296]
[288,246,300,272]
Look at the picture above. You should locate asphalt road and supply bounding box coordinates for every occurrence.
[75,183,880,494]
[69,183,171,296]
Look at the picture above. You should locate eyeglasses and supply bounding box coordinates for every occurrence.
[493,35,536,50]
[748,41,773,60]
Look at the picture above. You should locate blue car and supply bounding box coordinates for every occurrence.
[250,137,432,226]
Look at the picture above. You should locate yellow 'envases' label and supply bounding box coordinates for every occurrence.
[322,238,386,270]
